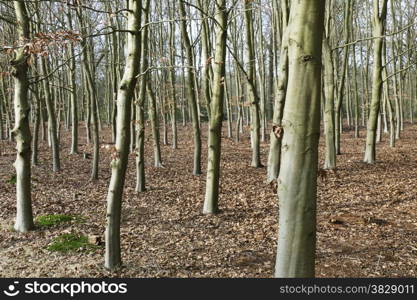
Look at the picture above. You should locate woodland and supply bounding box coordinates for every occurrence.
[0,0,416,278]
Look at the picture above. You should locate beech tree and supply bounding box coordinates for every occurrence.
[244,0,262,168]
[179,0,202,175]
[322,1,336,170]
[274,0,325,278]
[105,0,142,270]
[1,0,417,279]
[363,0,388,164]
[267,0,290,182]
[203,0,228,214]
[12,0,34,233]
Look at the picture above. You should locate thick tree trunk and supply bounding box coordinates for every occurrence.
[275,0,325,278]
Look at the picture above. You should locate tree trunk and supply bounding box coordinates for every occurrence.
[334,0,351,155]
[12,0,34,233]
[275,0,325,278]
[244,0,262,168]
[322,34,336,170]
[105,0,142,270]
[267,0,290,182]
[147,81,163,168]
[31,90,40,166]
[179,0,202,175]
[363,0,388,164]
[203,0,228,215]
[168,3,178,149]
[67,10,78,154]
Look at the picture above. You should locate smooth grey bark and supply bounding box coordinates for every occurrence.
[76,8,100,179]
[203,0,228,215]
[275,0,325,278]
[147,81,163,168]
[12,0,34,233]
[334,0,351,155]
[135,89,146,193]
[322,0,336,170]
[244,0,262,168]
[31,90,40,166]
[179,0,202,175]
[323,36,336,170]
[39,60,61,173]
[135,0,149,193]
[382,41,395,148]
[168,3,178,149]
[352,42,360,138]
[66,10,78,155]
[105,0,142,270]
[363,0,388,164]
[267,0,290,183]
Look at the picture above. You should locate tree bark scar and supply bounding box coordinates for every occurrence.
[300,55,314,63]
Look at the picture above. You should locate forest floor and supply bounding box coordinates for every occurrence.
[1,122,417,278]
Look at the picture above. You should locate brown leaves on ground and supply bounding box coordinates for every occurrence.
[0,123,417,278]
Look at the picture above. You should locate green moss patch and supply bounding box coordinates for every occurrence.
[35,214,84,228]
[47,233,99,253]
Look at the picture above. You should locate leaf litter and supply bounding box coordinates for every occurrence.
[0,123,416,277]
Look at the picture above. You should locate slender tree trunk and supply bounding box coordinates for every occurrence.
[76,8,100,179]
[198,0,211,119]
[39,58,60,172]
[179,0,202,175]
[67,11,78,154]
[168,4,178,149]
[363,0,388,164]
[352,42,360,138]
[135,0,149,193]
[334,0,351,155]
[382,41,395,148]
[323,35,336,170]
[203,0,228,215]
[12,0,34,233]
[135,89,146,193]
[244,0,262,168]
[147,81,163,167]
[105,0,142,270]
[267,0,289,182]
[0,84,4,140]
[31,90,40,166]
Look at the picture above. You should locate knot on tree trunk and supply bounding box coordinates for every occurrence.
[272,125,283,139]
[300,55,314,63]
